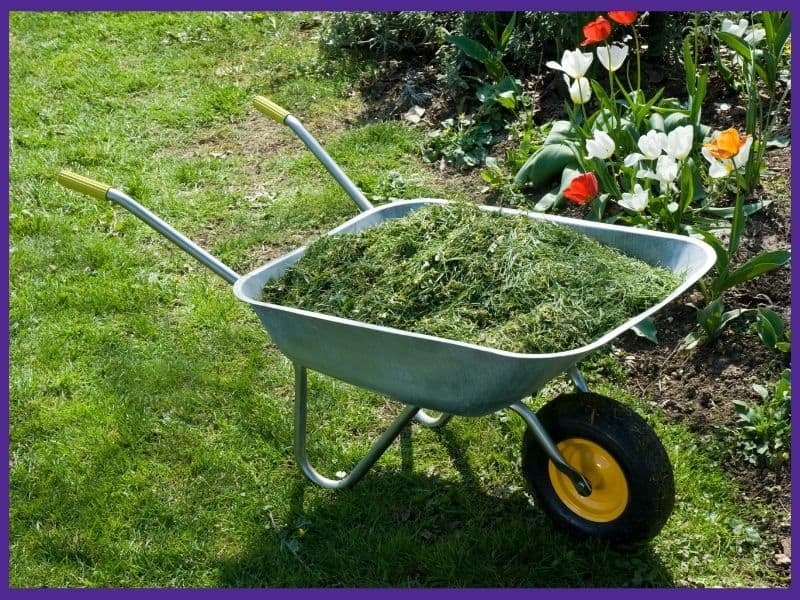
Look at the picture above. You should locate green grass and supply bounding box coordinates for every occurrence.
[9,11,786,587]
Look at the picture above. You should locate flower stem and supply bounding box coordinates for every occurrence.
[606,43,616,108]
[632,26,642,96]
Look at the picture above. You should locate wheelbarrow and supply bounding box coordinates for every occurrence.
[58,96,716,546]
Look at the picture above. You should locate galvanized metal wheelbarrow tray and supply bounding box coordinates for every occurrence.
[59,96,716,498]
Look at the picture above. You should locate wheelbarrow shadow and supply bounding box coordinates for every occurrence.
[216,425,675,587]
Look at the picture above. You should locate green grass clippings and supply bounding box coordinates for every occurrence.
[262,203,681,353]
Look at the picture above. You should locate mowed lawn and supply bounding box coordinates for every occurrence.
[8,11,786,587]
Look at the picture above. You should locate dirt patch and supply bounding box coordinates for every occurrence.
[237,232,323,275]
[180,113,297,163]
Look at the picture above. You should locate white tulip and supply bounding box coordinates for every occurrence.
[655,155,679,184]
[666,125,694,160]
[744,26,766,46]
[624,153,645,167]
[637,130,668,160]
[565,75,592,105]
[585,130,616,160]
[721,18,748,38]
[618,184,650,212]
[546,49,593,79]
[597,43,629,72]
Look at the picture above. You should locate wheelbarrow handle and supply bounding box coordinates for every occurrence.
[253,95,374,213]
[253,96,290,124]
[57,170,112,201]
[57,169,240,285]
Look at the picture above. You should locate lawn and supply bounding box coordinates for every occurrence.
[8,11,789,587]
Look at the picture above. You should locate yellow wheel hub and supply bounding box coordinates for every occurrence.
[548,437,629,523]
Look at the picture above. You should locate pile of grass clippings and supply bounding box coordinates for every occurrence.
[261,203,681,353]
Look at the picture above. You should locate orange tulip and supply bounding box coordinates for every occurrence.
[608,11,638,25]
[703,128,750,160]
[581,16,612,46]
[564,173,600,204]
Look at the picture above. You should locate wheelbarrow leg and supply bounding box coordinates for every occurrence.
[569,366,590,393]
[509,402,592,497]
[293,363,420,489]
[413,410,453,428]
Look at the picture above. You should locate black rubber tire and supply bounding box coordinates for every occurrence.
[521,392,674,547]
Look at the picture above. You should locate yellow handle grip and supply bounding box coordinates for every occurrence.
[58,170,111,200]
[254,96,290,124]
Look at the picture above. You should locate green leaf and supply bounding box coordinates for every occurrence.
[755,309,781,349]
[683,36,696,95]
[717,31,752,62]
[766,135,790,149]
[632,318,658,343]
[445,35,492,64]
[728,192,745,256]
[496,75,521,94]
[513,144,577,187]
[773,12,791,58]
[500,12,517,49]
[495,90,516,110]
[534,192,559,212]
[634,87,665,129]
[664,112,690,132]
[589,80,616,116]
[776,368,791,399]
[763,52,778,91]
[752,383,769,400]
[720,308,748,330]
[691,161,707,202]
[649,112,665,132]
[681,328,704,351]
[762,12,775,46]
[754,63,770,88]
[701,199,772,218]
[476,83,495,104]
[691,68,708,125]
[486,58,506,83]
[712,45,738,90]
[480,16,499,48]
[678,158,695,215]
[545,120,576,144]
[756,310,783,349]
[696,296,725,337]
[694,228,730,274]
[715,249,791,295]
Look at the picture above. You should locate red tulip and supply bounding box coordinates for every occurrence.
[581,16,612,46]
[608,11,638,25]
[563,173,599,204]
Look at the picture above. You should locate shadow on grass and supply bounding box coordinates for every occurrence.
[217,424,674,588]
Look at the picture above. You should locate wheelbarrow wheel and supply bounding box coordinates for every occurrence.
[520,392,674,547]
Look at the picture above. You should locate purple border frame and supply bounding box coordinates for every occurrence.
[2,0,796,594]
